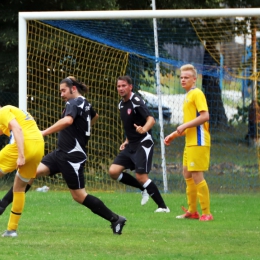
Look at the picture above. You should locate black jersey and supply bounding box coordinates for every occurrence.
[119,92,153,144]
[58,96,96,154]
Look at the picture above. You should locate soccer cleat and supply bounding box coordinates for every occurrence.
[110,215,126,235]
[199,214,214,221]
[154,207,170,213]
[176,206,200,219]
[141,189,149,205]
[2,230,18,237]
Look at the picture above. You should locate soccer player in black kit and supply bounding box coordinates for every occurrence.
[109,76,170,213]
[0,76,126,235]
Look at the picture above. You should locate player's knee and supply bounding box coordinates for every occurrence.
[136,174,149,185]
[72,194,83,203]
[108,167,120,180]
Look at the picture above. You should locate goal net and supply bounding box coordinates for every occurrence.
[3,9,259,193]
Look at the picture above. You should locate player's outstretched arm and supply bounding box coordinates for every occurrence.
[164,131,182,146]
[42,116,73,136]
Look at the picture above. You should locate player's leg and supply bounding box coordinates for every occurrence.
[0,143,25,217]
[2,140,45,236]
[190,169,213,221]
[0,162,49,215]
[0,141,46,215]
[60,153,127,235]
[176,147,200,219]
[109,164,145,189]
[109,149,145,191]
[189,146,213,221]
[70,188,126,234]
[2,173,28,237]
[135,139,169,212]
[136,172,169,212]
[0,181,32,215]
[110,149,150,205]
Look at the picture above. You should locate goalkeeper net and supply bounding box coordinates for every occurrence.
[1,9,259,193]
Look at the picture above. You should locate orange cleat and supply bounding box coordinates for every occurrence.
[176,206,200,219]
[199,214,214,221]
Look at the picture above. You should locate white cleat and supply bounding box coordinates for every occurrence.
[154,207,170,213]
[141,189,149,205]
[2,230,18,237]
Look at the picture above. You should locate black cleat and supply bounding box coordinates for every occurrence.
[110,216,126,235]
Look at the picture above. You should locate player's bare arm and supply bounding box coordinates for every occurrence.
[42,115,74,136]
[134,116,155,134]
[120,138,129,151]
[164,131,183,146]
[91,113,99,126]
[177,111,209,135]
[8,119,25,167]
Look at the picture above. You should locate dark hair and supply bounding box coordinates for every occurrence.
[60,76,89,95]
[117,75,132,85]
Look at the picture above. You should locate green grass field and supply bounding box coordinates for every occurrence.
[0,191,259,260]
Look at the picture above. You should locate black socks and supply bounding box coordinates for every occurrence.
[82,194,118,222]
[145,181,167,209]
[119,172,144,191]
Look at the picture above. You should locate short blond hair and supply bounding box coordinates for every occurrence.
[180,64,197,78]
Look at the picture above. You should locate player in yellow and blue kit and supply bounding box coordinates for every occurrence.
[164,64,213,221]
[0,105,44,237]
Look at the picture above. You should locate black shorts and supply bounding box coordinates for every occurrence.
[112,139,154,174]
[41,149,86,190]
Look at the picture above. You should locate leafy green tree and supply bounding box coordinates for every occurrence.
[0,0,118,94]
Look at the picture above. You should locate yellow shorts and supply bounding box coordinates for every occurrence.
[183,146,210,172]
[0,139,44,179]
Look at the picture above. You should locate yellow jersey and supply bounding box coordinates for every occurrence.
[183,88,210,147]
[0,105,42,140]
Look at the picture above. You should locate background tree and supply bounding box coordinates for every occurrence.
[0,0,118,94]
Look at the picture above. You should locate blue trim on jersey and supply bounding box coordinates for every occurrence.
[196,111,202,146]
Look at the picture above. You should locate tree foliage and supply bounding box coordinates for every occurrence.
[0,0,118,92]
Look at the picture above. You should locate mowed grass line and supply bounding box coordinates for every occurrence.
[0,191,259,260]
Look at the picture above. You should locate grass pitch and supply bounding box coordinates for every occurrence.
[0,191,259,260]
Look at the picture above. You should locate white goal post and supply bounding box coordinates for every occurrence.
[19,8,260,110]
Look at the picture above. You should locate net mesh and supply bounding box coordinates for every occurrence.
[2,14,260,193]
[190,17,260,81]
[27,21,128,191]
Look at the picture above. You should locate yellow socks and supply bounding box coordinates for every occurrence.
[197,180,210,215]
[7,192,25,231]
[185,178,197,213]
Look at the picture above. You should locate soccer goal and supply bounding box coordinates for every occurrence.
[17,8,260,193]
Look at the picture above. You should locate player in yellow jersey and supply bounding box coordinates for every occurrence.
[164,64,213,221]
[0,105,44,237]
